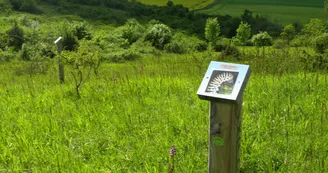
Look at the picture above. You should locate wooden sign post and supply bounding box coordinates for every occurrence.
[197,61,251,173]
[54,36,64,83]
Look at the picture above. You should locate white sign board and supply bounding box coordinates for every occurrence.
[197,61,251,103]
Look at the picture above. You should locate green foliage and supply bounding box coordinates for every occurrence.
[219,44,240,59]
[62,40,101,97]
[9,0,40,14]
[325,0,328,13]
[301,18,326,37]
[280,24,296,43]
[164,32,207,53]
[313,33,328,54]
[145,23,172,50]
[71,21,92,40]
[204,17,220,45]
[272,39,288,49]
[251,31,273,47]
[61,23,79,51]
[7,21,25,51]
[120,19,145,45]
[234,21,251,46]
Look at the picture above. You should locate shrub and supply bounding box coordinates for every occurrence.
[0,50,16,62]
[72,21,92,40]
[9,0,41,14]
[251,31,273,47]
[120,19,145,45]
[7,21,25,51]
[145,24,172,50]
[313,33,328,54]
[165,42,186,54]
[109,50,141,63]
[60,23,79,51]
[220,44,240,59]
[273,39,288,49]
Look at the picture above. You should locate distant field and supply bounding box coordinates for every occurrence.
[135,0,215,10]
[219,0,323,8]
[199,4,326,25]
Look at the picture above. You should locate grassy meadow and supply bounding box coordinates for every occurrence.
[198,0,326,25]
[135,0,214,10]
[1,47,328,172]
[1,1,328,172]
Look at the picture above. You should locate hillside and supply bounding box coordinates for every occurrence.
[135,0,214,10]
[198,0,326,25]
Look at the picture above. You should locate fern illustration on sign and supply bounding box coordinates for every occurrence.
[205,71,239,95]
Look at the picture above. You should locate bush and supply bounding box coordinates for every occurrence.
[145,24,172,50]
[9,0,41,14]
[0,50,16,62]
[273,39,288,49]
[120,19,145,45]
[165,42,186,54]
[220,44,240,59]
[251,31,273,47]
[109,50,141,63]
[7,21,25,51]
[314,33,328,54]
[72,21,92,40]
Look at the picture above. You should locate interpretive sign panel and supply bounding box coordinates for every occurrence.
[197,61,251,103]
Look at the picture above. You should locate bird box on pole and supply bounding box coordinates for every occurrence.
[197,61,251,173]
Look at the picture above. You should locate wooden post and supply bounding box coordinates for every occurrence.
[197,61,251,173]
[208,101,242,173]
[54,37,64,83]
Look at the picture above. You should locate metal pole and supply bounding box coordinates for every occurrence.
[208,100,242,173]
[54,37,64,83]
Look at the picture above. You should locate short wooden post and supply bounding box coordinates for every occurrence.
[197,61,251,173]
[54,37,64,83]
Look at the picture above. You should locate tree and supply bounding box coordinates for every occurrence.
[325,0,328,13]
[314,33,328,54]
[62,40,101,98]
[251,31,272,56]
[280,24,296,43]
[235,22,251,46]
[205,17,220,48]
[7,21,24,51]
[145,23,172,50]
[301,18,326,37]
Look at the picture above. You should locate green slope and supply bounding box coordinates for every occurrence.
[199,0,326,25]
[220,0,323,8]
[135,0,215,10]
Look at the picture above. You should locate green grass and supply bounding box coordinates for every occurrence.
[198,0,326,25]
[1,49,328,172]
[199,4,326,25]
[220,0,323,8]
[135,0,215,10]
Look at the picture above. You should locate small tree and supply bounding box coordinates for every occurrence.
[205,17,220,48]
[145,23,172,50]
[301,19,326,37]
[62,40,101,98]
[235,22,251,46]
[251,31,272,57]
[7,21,24,51]
[314,33,328,54]
[280,24,296,44]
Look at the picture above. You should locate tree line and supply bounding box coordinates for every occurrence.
[6,0,286,38]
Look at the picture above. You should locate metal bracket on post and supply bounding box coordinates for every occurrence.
[197,61,251,173]
[54,37,64,83]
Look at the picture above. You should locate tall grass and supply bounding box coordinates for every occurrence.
[0,49,327,172]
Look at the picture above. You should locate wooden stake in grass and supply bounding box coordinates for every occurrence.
[168,146,176,173]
